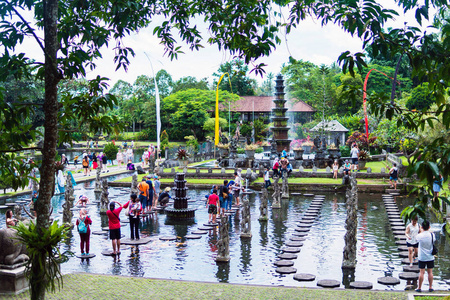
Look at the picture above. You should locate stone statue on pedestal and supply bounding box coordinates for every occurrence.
[100,179,109,214]
[271,176,281,208]
[240,196,252,238]
[281,175,289,198]
[94,167,102,202]
[131,173,138,195]
[342,173,358,269]
[63,173,75,224]
[215,215,230,262]
[259,183,268,221]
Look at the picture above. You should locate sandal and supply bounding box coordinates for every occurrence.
[429,289,434,292]
[415,289,421,292]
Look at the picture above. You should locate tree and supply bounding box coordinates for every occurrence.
[213,59,256,96]
[172,101,209,140]
[405,83,435,111]
[172,76,209,93]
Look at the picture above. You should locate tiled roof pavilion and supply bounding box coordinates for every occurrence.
[221,96,315,113]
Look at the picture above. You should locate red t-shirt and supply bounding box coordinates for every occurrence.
[208,194,219,206]
[76,216,92,233]
[106,203,129,230]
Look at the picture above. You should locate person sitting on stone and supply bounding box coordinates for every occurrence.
[158,187,172,207]
[6,210,18,228]
[280,157,289,177]
[75,195,90,207]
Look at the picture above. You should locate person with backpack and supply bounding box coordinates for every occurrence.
[137,178,149,212]
[106,201,126,256]
[126,194,142,240]
[389,163,398,189]
[226,180,235,211]
[145,175,155,212]
[75,208,92,256]
[82,154,90,176]
[219,180,229,216]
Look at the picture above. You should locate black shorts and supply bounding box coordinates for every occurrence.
[83,165,89,169]
[418,260,434,269]
[352,158,358,164]
[109,228,121,240]
[406,242,418,248]
[208,204,217,214]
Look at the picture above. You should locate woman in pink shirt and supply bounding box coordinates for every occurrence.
[207,189,220,224]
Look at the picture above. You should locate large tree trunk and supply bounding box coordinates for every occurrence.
[33,0,59,299]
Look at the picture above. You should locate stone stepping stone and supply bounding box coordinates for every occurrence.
[159,236,177,241]
[102,227,110,231]
[15,200,27,204]
[274,260,294,267]
[203,223,219,227]
[302,216,316,221]
[304,212,318,216]
[282,247,301,253]
[92,231,108,236]
[121,237,151,245]
[278,253,297,260]
[0,205,8,209]
[276,267,297,274]
[185,234,202,240]
[298,220,314,225]
[294,227,310,232]
[395,235,406,240]
[317,279,340,288]
[377,277,400,285]
[306,209,320,214]
[292,232,308,237]
[349,281,373,289]
[392,226,406,231]
[399,272,419,280]
[386,209,400,213]
[392,230,405,236]
[291,193,302,195]
[285,241,303,247]
[309,205,322,209]
[198,227,213,231]
[390,222,405,226]
[401,258,418,265]
[75,253,96,259]
[389,219,403,223]
[290,236,306,242]
[191,230,208,235]
[5,203,17,207]
[296,224,312,228]
[396,240,407,246]
[101,250,117,256]
[390,192,401,196]
[398,246,409,251]
[398,251,410,258]
[303,194,315,197]
[121,219,130,223]
[403,265,420,273]
[293,273,316,282]
[315,195,326,198]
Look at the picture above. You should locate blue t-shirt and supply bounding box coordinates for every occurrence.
[146,180,154,197]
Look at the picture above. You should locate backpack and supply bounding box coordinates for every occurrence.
[391,168,398,178]
[82,157,89,167]
[78,217,87,234]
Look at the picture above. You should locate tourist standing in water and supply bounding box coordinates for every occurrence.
[76,208,92,256]
[219,180,229,216]
[106,201,125,255]
[405,215,421,266]
[153,175,160,208]
[127,194,142,240]
[207,189,220,223]
[416,220,435,293]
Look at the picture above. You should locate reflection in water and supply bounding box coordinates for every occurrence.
[240,238,252,274]
[342,268,355,288]
[127,246,144,277]
[259,220,268,247]
[216,262,230,282]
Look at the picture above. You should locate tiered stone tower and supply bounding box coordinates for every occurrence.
[165,173,196,221]
[270,74,291,152]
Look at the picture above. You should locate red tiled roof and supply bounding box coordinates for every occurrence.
[221,96,315,113]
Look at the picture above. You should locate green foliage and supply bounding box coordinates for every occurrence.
[406,83,435,111]
[13,220,71,300]
[135,128,157,141]
[213,59,256,96]
[172,101,208,140]
[160,130,169,152]
[184,135,199,151]
[346,131,377,150]
[103,143,119,161]
[335,73,363,115]
[255,147,264,153]
[340,145,351,157]
[237,148,245,154]
[336,115,364,133]
[202,117,228,134]
[172,76,209,93]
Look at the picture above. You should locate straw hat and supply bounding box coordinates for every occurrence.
[164,187,171,192]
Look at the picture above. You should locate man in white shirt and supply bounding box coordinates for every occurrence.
[350,143,359,172]
[415,220,435,293]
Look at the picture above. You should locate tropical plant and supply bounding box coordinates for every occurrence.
[358,149,370,160]
[176,149,189,160]
[184,135,199,151]
[103,143,119,161]
[14,220,71,300]
[245,144,259,150]
[261,141,270,147]
[160,130,169,152]
[216,143,230,149]
[346,131,377,150]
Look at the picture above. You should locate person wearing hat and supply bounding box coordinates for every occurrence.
[158,187,171,207]
[343,160,351,175]
[153,175,160,209]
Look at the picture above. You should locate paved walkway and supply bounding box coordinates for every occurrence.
[1,273,410,300]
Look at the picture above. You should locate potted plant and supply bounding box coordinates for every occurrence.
[327,143,340,159]
[357,149,370,169]
[261,141,271,152]
[176,148,190,167]
[245,144,258,158]
[217,143,229,157]
[302,141,314,154]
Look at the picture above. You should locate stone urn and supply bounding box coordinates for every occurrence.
[178,159,189,167]
[263,145,271,152]
[358,160,367,169]
[245,150,255,159]
[293,149,304,160]
[327,149,340,159]
[302,145,312,154]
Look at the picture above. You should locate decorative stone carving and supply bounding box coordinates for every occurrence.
[367,167,372,174]
[221,168,226,174]
[94,167,102,202]
[312,166,317,173]
[298,166,304,172]
[100,179,109,214]
[208,168,212,174]
[281,175,289,198]
[131,173,138,195]
[196,168,200,174]
[259,184,268,221]
[171,167,175,173]
[240,196,252,238]
[216,215,230,262]
[272,176,281,209]
[63,173,75,224]
[380,167,386,174]
[0,228,28,266]
[342,173,358,269]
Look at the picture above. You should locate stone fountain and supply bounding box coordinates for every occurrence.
[270,74,291,153]
[165,173,196,221]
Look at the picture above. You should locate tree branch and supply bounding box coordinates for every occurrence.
[0,147,42,153]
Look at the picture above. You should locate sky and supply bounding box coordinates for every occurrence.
[16,1,436,87]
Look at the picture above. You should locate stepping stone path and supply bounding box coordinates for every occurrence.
[297,223,312,228]
[290,236,306,242]
[291,193,302,195]
[101,250,118,256]
[276,267,297,274]
[92,231,108,236]
[0,205,8,209]
[398,251,410,258]
[396,240,407,246]
[121,237,152,245]
[274,260,294,267]
[403,265,419,273]
[203,223,218,227]
[75,254,96,259]
[398,246,409,251]
[198,227,213,231]
[282,247,301,253]
[317,279,340,288]
[285,241,303,247]
[278,253,297,260]
[349,281,373,289]
[191,230,208,235]
[15,200,27,204]
[303,194,314,197]
[184,235,202,240]
[292,232,308,237]
[295,227,310,232]
[402,258,418,265]
[159,236,177,241]
[293,273,316,281]
[399,272,419,280]
[377,277,400,285]
[392,226,406,231]
[5,203,16,207]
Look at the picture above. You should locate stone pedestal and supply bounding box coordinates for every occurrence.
[259,185,269,221]
[272,176,281,209]
[216,215,230,262]
[0,266,28,295]
[281,176,289,198]
[240,197,252,239]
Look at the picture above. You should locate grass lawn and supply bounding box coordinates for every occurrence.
[2,273,409,300]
